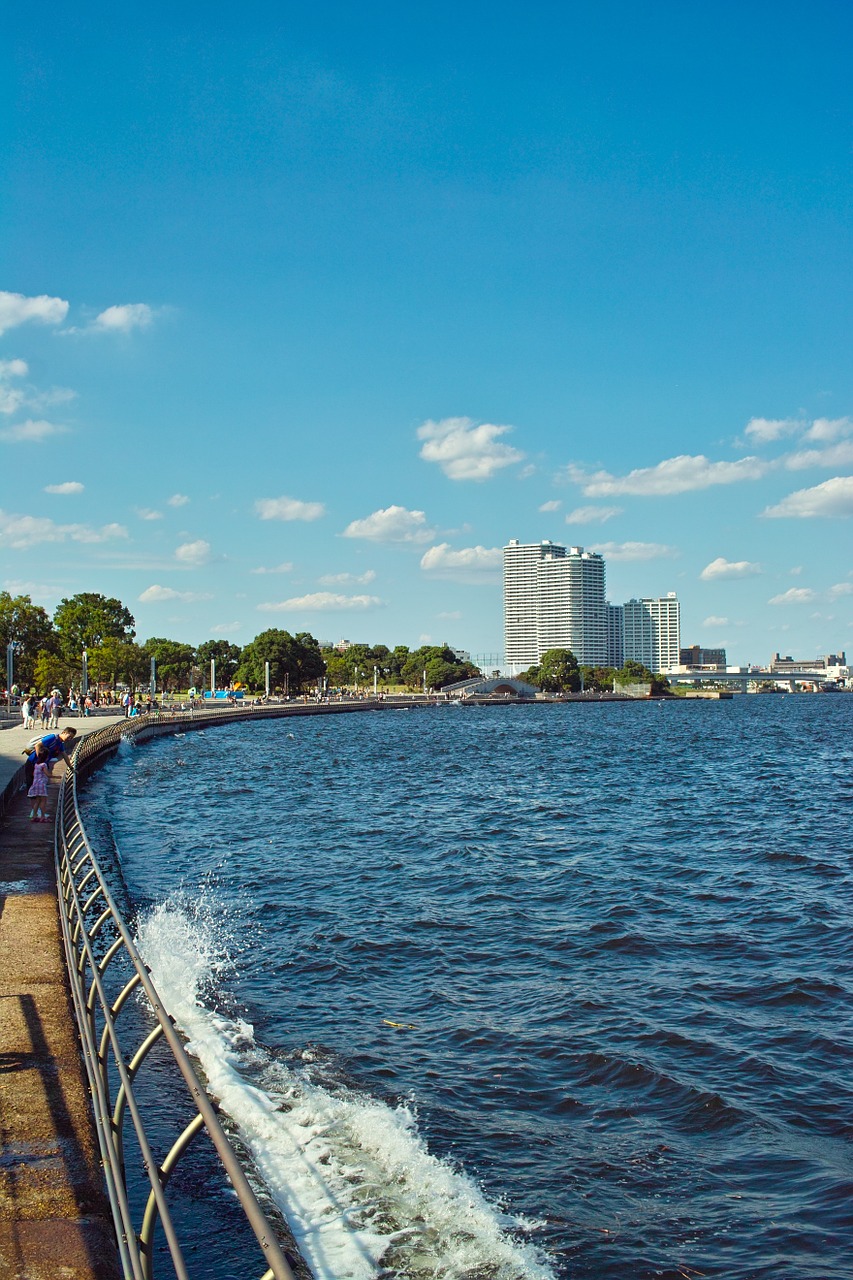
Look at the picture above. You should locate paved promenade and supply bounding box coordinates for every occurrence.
[0,716,123,1279]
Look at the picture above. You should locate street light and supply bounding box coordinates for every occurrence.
[81,649,89,698]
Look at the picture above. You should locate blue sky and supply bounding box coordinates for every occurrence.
[2,1,851,665]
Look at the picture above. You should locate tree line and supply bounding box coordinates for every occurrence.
[0,590,481,695]
[519,648,671,695]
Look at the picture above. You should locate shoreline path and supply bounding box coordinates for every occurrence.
[0,713,124,1280]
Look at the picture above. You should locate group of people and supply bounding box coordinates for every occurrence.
[24,726,77,823]
[20,692,64,730]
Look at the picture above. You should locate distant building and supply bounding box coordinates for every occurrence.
[680,644,727,669]
[623,593,681,673]
[606,603,624,669]
[503,540,607,669]
[769,652,846,672]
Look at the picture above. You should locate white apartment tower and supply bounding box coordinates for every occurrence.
[503,540,607,669]
[623,593,681,673]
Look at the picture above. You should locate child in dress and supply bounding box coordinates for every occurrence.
[28,743,50,822]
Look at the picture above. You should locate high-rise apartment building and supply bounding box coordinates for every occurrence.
[503,540,607,668]
[606,603,624,669]
[623,593,681,673]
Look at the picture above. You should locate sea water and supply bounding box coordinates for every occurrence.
[81,696,853,1279]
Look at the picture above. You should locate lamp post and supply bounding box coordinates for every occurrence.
[210,658,215,699]
[373,665,378,697]
[150,656,157,699]
[264,660,270,699]
[5,641,14,713]
[81,649,89,698]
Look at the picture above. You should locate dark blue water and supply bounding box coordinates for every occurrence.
[84,696,853,1279]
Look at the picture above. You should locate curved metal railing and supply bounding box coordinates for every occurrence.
[55,709,300,1280]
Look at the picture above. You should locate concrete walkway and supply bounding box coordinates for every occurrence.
[0,720,123,1279]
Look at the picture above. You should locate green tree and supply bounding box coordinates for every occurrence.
[33,649,72,694]
[400,645,480,691]
[580,665,618,692]
[142,638,197,691]
[54,593,135,662]
[196,640,242,685]
[0,592,57,687]
[87,638,146,690]
[236,629,325,693]
[536,648,580,693]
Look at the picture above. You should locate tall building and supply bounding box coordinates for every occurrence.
[606,603,624,669]
[623,593,681,673]
[503,540,607,668]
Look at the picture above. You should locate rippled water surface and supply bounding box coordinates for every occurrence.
[84,696,853,1279]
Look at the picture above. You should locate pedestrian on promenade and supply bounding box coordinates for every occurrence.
[24,726,77,791]
[39,697,51,729]
[122,691,133,717]
[27,742,50,822]
[49,691,62,728]
[21,695,34,729]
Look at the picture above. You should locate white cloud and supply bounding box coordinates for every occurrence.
[135,508,163,521]
[828,582,853,598]
[743,417,800,443]
[44,481,84,495]
[250,562,294,575]
[538,499,561,512]
[211,621,241,634]
[565,505,623,525]
[174,539,211,566]
[92,303,154,333]
[0,358,28,414]
[138,584,212,603]
[768,588,818,605]
[167,493,190,507]
[417,416,524,481]
[0,290,69,335]
[568,454,768,497]
[254,495,326,522]
[590,541,679,561]
[702,616,729,627]
[784,441,853,471]
[318,570,377,586]
[763,476,853,519]
[438,610,462,620]
[0,509,127,549]
[258,592,383,612]
[0,418,68,444]
[342,505,434,544]
[420,543,502,576]
[803,416,852,443]
[700,557,762,582]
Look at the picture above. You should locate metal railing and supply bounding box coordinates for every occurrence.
[55,710,299,1280]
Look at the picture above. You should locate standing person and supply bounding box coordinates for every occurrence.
[122,690,132,717]
[40,697,51,730]
[49,691,62,728]
[27,743,50,822]
[21,695,33,729]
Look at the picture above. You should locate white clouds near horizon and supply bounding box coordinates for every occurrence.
[420,543,502,576]
[0,291,69,335]
[0,418,68,444]
[743,417,800,443]
[0,509,127,550]
[255,495,326,522]
[138,584,212,603]
[258,592,383,612]
[568,454,768,497]
[590,541,679,561]
[700,557,762,581]
[538,500,561,512]
[702,615,730,627]
[44,481,84,495]
[167,493,190,507]
[250,562,293,575]
[762,476,853,519]
[768,588,818,605]
[342,505,434,544]
[565,505,622,525]
[318,570,377,585]
[91,303,154,333]
[417,416,524,481]
[174,539,212,566]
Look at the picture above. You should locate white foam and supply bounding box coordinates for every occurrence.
[136,899,555,1280]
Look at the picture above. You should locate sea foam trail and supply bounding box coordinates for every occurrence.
[136,900,555,1280]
